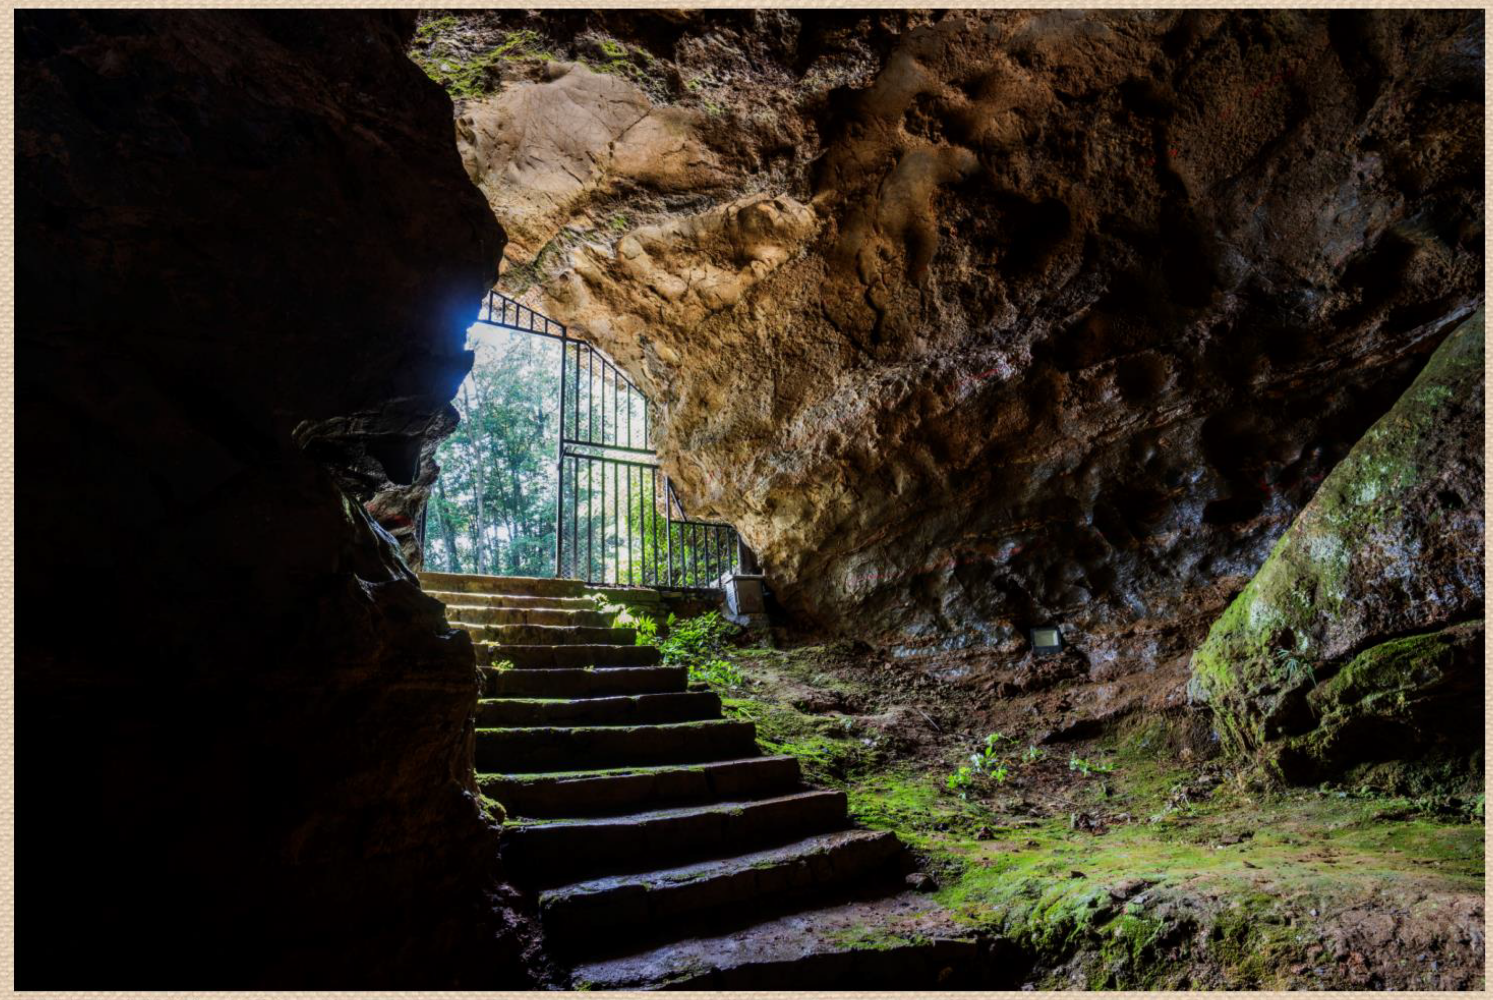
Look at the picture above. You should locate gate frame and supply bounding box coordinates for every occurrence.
[478,290,744,590]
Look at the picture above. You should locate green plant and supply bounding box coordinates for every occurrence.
[644,610,744,688]
[631,613,659,646]
[1069,755,1116,777]
[944,732,1017,799]
[946,765,978,795]
[491,659,516,672]
[1023,744,1045,764]
[1273,646,1318,687]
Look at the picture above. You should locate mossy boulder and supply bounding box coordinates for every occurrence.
[1188,310,1484,777]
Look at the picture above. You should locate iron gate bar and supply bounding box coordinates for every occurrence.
[478,289,744,589]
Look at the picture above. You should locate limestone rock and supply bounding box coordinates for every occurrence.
[457,62,725,264]
[1187,311,1484,783]
[447,11,1483,678]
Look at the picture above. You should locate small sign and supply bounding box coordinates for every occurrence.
[1030,626,1064,655]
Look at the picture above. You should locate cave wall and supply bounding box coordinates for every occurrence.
[1189,310,1484,788]
[17,11,536,986]
[433,10,1482,680]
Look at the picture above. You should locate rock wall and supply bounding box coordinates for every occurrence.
[431,10,1483,680]
[1188,311,1484,787]
[18,11,537,986]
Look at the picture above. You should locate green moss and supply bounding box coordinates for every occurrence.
[1188,311,1484,767]
[409,26,555,99]
[722,696,872,785]
[414,15,458,43]
[824,925,931,952]
[478,793,506,825]
[1311,627,1466,708]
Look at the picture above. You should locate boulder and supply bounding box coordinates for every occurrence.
[1188,311,1484,785]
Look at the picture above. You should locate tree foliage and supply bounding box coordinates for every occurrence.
[425,326,559,576]
[424,323,738,586]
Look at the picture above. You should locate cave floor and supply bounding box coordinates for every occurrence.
[708,640,1485,990]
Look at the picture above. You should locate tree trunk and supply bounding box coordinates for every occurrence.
[434,478,461,572]
[458,383,487,574]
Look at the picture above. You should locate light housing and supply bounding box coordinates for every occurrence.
[1029,626,1064,655]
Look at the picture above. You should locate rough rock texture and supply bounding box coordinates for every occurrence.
[433,10,1483,682]
[1188,311,1484,785]
[17,10,537,987]
[458,61,726,263]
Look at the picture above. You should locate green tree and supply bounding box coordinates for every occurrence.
[425,326,560,575]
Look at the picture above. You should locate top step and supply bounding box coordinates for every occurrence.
[418,572,662,604]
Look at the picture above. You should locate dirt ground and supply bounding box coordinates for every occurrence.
[709,634,1486,990]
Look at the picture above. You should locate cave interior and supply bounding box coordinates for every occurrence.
[15,7,1486,991]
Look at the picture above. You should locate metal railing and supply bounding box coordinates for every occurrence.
[480,290,743,590]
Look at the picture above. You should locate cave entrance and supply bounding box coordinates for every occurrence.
[424,291,743,589]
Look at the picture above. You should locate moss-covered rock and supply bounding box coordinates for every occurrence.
[1275,621,1484,787]
[1189,310,1484,778]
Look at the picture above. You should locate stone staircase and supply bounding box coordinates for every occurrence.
[419,572,973,989]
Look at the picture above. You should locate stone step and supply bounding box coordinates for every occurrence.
[425,590,599,611]
[474,643,660,670]
[443,606,614,628]
[478,691,721,728]
[479,756,801,818]
[483,666,686,699]
[502,789,850,886]
[419,572,662,605]
[540,829,903,947]
[476,719,757,772]
[455,623,638,647]
[569,892,975,990]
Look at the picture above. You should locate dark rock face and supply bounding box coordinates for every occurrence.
[451,10,1482,677]
[17,10,533,987]
[1189,312,1484,787]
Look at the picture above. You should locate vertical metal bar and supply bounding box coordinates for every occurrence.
[665,483,674,589]
[587,348,594,443]
[554,335,568,578]
[627,386,634,449]
[689,522,698,588]
[626,465,635,586]
[586,457,594,584]
[651,467,660,586]
[612,462,618,588]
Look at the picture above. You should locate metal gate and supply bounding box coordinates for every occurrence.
[478,291,742,590]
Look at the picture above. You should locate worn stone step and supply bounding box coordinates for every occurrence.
[483,666,687,699]
[443,605,614,628]
[503,789,850,886]
[476,719,757,772]
[425,590,598,611]
[479,756,801,818]
[541,829,903,946]
[419,572,662,605]
[455,622,638,647]
[569,892,975,990]
[473,643,660,670]
[477,691,721,728]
